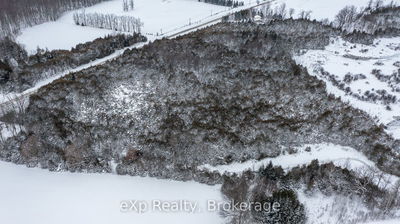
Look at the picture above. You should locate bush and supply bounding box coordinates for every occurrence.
[252,189,306,224]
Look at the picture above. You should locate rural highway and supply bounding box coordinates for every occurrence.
[0,0,275,115]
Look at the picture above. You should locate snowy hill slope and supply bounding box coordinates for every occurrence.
[295,37,400,139]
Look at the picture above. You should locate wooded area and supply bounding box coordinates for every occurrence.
[199,0,244,8]
[73,11,143,33]
[0,0,109,38]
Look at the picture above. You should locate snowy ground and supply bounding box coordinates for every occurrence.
[199,143,375,173]
[295,37,400,139]
[297,190,372,224]
[2,140,397,224]
[199,143,399,189]
[16,0,229,53]
[0,122,22,141]
[16,0,395,53]
[0,161,223,224]
[199,142,400,223]
[298,190,400,224]
[279,0,393,21]
[366,219,400,224]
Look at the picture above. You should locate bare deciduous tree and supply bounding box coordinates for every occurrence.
[288,8,295,18]
[73,11,143,33]
[334,5,358,29]
[298,10,312,20]
[0,0,110,38]
[122,0,129,12]
[129,0,134,11]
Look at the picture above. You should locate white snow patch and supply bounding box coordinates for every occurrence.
[16,0,228,52]
[199,143,374,173]
[15,0,396,52]
[17,21,115,54]
[198,143,399,189]
[0,122,23,141]
[108,83,150,116]
[19,0,386,52]
[297,190,371,224]
[76,82,151,123]
[366,219,400,224]
[0,161,223,224]
[295,37,400,139]
[109,159,119,174]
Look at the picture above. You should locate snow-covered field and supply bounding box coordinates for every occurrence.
[16,0,229,53]
[0,161,223,224]
[295,37,400,139]
[16,0,395,53]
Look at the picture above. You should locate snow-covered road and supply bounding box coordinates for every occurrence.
[0,0,275,116]
[198,143,376,174]
[199,143,399,190]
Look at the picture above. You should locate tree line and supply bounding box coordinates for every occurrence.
[198,0,244,8]
[334,0,399,33]
[73,11,143,33]
[226,3,311,22]
[0,0,110,39]
[122,0,135,12]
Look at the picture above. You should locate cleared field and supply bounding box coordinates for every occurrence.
[16,0,228,53]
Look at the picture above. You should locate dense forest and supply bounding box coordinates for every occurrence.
[0,0,110,39]
[0,33,147,93]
